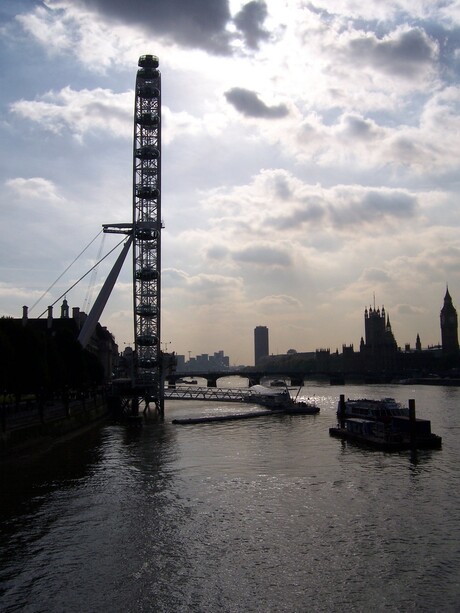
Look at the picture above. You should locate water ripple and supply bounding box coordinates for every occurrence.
[1,385,459,612]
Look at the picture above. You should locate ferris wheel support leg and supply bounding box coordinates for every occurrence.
[78,235,133,348]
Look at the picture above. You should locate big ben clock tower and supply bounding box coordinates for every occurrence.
[440,287,459,355]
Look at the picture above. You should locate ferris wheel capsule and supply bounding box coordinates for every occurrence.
[138,54,159,68]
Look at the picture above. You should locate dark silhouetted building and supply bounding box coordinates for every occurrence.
[254,326,269,366]
[363,305,397,351]
[18,301,118,382]
[359,305,398,373]
[440,287,459,356]
[250,289,459,377]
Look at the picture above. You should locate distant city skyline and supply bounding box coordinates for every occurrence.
[174,349,231,372]
[15,287,458,371]
[10,285,458,369]
[171,289,457,367]
[1,1,460,365]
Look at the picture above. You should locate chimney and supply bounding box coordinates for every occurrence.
[47,306,53,329]
[22,305,28,327]
[72,307,80,326]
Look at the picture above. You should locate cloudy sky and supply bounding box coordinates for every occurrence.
[1,0,460,365]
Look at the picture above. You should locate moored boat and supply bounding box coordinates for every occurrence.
[331,396,442,451]
[329,418,407,450]
[285,400,320,415]
[270,379,287,387]
[245,385,291,408]
[245,385,319,414]
[337,396,408,421]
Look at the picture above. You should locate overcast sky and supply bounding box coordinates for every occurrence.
[1,0,460,365]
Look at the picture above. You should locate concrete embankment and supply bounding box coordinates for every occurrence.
[0,396,108,461]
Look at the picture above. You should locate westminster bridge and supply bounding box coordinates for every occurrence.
[165,370,346,388]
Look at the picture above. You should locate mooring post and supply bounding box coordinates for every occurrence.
[131,397,139,417]
[409,398,417,448]
[339,394,346,427]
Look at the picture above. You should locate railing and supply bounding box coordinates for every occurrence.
[0,391,106,433]
[164,386,252,402]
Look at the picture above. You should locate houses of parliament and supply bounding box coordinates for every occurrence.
[259,288,460,379]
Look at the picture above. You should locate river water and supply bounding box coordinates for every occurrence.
[1,381,459,612]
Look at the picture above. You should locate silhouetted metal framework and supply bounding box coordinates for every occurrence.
[96,55,168,417]
[132,54,162,407]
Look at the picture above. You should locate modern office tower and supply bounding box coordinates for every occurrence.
[440,287,459,355]
[254,326,269,366]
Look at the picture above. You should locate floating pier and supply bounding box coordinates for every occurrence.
[172,409,281,425]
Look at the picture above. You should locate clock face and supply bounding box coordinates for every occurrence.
[442,313,457,325]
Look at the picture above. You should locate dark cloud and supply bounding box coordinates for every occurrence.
[330,190,417,228]
[343,115,376,140]
[348,28,437,78]
[272,174,292,200]
[390,137,420,162]
[269,204,325,230]
[233,1,269,49]
[72,0,232,54]
[224,87,289,118]
[69,0,270,55]
[362,191,416,218]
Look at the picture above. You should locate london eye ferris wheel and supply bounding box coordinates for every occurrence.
[132,54,163,405]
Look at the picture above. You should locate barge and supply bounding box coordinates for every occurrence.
[330,395,442,451]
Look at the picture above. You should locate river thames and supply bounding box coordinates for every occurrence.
[1,381,459,612]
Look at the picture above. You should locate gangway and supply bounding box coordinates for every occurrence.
[164,386,253,402]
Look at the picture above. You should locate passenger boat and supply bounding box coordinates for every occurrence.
[330,395,442,450]
[245,385,290,408]
[270,379,287,387]
[245,385,319,414]
[337,396,408,421]
[285,400,320,415]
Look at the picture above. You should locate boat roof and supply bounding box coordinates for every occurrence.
[249,384,288,396]
[346,418,375,424]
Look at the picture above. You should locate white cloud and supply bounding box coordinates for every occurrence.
[5,177,63,202]
[10,87,133,139]
[201,169,421,238]
[17,2,146,71]
[1,0,460,362]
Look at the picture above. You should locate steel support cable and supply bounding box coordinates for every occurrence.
[30,230,103,313]
[37,235,129,318]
